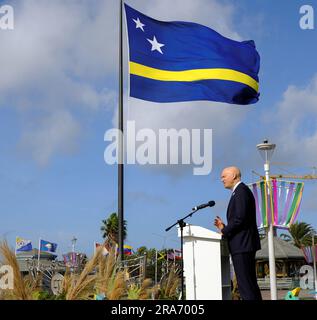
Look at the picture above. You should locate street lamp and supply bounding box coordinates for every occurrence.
[71,236,77,253]
[256,139,277,300]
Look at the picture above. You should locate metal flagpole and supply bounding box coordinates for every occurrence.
[37,238,41,271]
[118,0,124,261]
[312,235,317,300]
[14,237,17,256]
[155,249,158,286]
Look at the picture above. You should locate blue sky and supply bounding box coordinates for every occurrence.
[0,0,316,258]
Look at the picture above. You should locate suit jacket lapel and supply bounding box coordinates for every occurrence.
[230,183,243,201]
[226,183,244,219]
[226,194,235,220]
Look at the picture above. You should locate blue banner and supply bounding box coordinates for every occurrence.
[125,4,260,105]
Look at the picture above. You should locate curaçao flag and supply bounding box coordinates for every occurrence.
[40,239,57,253]
[16,237,32,252]
[125,4,260,105]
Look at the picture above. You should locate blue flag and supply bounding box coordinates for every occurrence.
[16,237,32,252]
[40,239,57,253]
[125,4,260,105]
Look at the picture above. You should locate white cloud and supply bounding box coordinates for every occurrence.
[0,0,249,166]
[267,75,317,165]
[129,0,241,40]
[0,0,118,91]
[19,110,80,166]
[0,0,120,164]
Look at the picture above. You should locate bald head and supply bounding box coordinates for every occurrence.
[221,166,241,190]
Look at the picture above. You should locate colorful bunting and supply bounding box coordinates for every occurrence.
[302,245,317,264]
[249,179,304,229]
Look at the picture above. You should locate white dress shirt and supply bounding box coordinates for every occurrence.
[232,181,242,194]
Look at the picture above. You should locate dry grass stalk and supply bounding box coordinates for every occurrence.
[0,240,36,300]
[61,269,72,298]
[65,248,102,300]
[96,247,117,289]
[150,283,160,300]
[138,278,153,300]
[0,288,14,300]
[160,266,180,299]
[106,270,126,300]
[95,246,127,300]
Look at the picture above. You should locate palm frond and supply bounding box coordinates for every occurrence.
[288,221,316,248]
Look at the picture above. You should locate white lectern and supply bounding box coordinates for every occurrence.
[178,224,231,300]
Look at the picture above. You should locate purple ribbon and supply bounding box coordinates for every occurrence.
[281,182,295,225]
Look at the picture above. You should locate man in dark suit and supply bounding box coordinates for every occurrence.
[214,166,262,300]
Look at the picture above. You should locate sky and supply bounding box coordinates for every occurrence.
[0,0,317,258]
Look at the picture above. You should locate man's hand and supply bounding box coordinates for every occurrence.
[214,216,225,234]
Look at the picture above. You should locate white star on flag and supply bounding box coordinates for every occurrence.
[147,36,165,54]
[133,17,145,32]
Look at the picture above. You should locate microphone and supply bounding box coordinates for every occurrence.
[192,200,215,211]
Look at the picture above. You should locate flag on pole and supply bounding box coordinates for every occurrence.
[15,237,32,252]
[125,4,260,105]
[167,251,175,260]
[39,239,57,253]
[123,244,133,255]
[174,249,182,260]
[167,249,182,260]
[302,245,317,264]
[63,252,79,267]
[157,251,166,261]
[115,244,133,255]
[63,253,71,265]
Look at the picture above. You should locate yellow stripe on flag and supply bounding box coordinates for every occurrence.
[130,61,259,92]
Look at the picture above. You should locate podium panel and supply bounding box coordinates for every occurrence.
[178,225,231,300]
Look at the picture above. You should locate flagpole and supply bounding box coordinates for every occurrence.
[155,249,158,286]
[118,0,124,261]
[37,238,41,271]
[14,237,17,256]
[312,235,317,300]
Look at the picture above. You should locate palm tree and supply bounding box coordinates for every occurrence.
[280,221,316,248]
[100,212,127,244]
[136,246,147,256]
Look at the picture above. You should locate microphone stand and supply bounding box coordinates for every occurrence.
[165,208,199,300]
